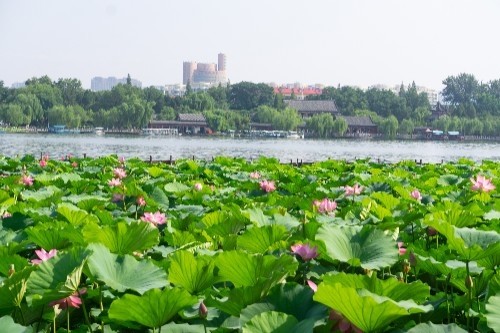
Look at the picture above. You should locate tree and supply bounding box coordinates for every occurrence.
[442,73,479,106]
[207,84,229,109]
[55,78,84,106]
[332,117,348,136]
[126,74,132,86]
[228,82,274,110]
[0,104,28,126]
[399,119,415,136]
[380,115,399,139]
[305,113,334,138]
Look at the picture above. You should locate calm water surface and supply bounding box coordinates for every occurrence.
[1,133,499,163]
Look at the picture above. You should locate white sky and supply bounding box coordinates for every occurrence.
[1,0,499,91]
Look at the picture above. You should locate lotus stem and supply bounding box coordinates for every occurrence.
[17,306,26,326]
[465,261,473,332]
[81,297,92,332]
[67,308,71,332]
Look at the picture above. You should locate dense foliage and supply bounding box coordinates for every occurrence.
[0,154,499,332]
[1,73,500,135]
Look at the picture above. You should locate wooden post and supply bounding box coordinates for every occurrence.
[149,155,152,163]
[170,155,172,164]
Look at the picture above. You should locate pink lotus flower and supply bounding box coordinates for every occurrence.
[194,183,203,191]
[199,301,208,319]
[411,189,422,201]
[330,310,363,333]
[108,178,122,187]
[315,198,337,214]
[141,211,166,226]
[260,180,276,193]
[397,242,407,256]
[2,212,12,218]
[113,168,127,179]
[307,280,318,292]
[119,156,126,164]
[31,248,57,264]
[345,184,363,196]
[21,175,34,186]
[136,196,146,207]
[470,175,495,192]
[49,289,87,310]
[112,193,125,202]
[291,243,318,261]
[71,161,78,168]
[249,172,261,179]
[39,159,47,167]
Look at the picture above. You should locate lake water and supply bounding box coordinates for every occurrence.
[1,133,499,163]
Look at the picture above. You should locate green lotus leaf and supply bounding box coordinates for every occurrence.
[0,267,34,316]
[164,182,191,193]
[57,203,99,225]
[406,322,467,332]
[0,254,29,277]
[26,247,89,304]
[272,213,301,230]
[486,293,500,332]
[426,220,500,261]
[168,250,219,294]
[314,282,426,332]
[149,186,170,210]
[108,288,197,329]
[265,282,326,321]
[83,221,159,255]
[207,284,268,317]
[86,243,167,294]
[147,166,168,178]
[484,210,500,221]
[25,221,80,250]
[158,322,205,333]
[322,272,430,303]
[215,250,298,288]
[0,316,33,333]
[20,186,62,203]
[437,174,460,186]
[316,224,398,270]
[58,173,83,184]
[237,225,288,254]
[371,192,400,211]
[243,207,271,226]
[242,311,299,333]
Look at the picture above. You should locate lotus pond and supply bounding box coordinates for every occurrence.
[0,155,499,333]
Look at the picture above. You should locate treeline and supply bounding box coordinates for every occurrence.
[1,73,499,136]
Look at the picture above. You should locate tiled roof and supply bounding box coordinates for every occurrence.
[285,100,339,113]
[340,116,377,127]
[178,113,206,122]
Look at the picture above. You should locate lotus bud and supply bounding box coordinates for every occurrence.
[427,227,437,236]
[409,251,417,267]
[403,259,411,274]
[465,275,474,289]
[199,301,208,319]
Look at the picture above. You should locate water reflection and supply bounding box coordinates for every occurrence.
[1,133,499,163]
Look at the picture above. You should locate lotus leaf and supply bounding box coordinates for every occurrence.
[86,243,167,294]
[168,250,219,294]
[108,287,197,329]
[316,224,398,270]
[83,221,159,255]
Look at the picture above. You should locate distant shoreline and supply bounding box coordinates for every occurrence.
[1,126,499,142]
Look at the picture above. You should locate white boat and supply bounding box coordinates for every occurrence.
[95,127,105,135]
[286,131,304,139]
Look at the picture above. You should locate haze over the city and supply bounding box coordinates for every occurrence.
[1,0,499,91]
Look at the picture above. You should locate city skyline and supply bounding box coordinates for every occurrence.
[1,1,500,91]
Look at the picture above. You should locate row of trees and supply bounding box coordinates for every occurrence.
[1,73,499,136]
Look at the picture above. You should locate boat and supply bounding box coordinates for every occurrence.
[286,131,304,139]
[48,125,67,134]
[95,127,105,135]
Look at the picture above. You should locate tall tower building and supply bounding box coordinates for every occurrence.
[183,62,197,85]
[218,53,226,72]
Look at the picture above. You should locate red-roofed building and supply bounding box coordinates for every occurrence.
[273,86,322,100]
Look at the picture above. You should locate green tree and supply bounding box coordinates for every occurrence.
[380,115,399,139]
[332,117,348,136]
[127,74,132,86]
[305,113,334,138]
[0,104,28,126]
[228,82,274,110]
[55,78,84,106]
[442,73,479,106]
[207,84,229,109]
[399,119,415,136]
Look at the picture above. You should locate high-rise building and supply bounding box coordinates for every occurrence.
[91,76,142,91]
[183,53,227,86]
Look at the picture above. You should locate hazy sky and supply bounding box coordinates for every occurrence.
[1,0,499,91]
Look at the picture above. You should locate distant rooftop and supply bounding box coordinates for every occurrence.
[178,113,206,122]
